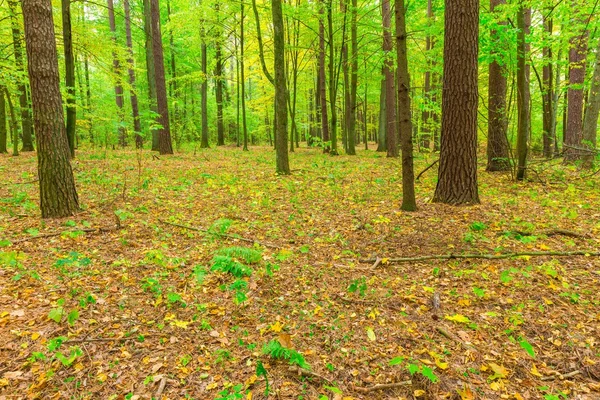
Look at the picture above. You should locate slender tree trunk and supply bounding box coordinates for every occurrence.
[272,0,290,174]
[564,8,589,163]
[342,0,350,154]
[200,41,209,148]
[150,0,174,154]
[327,0,338,155]
[8,0,34,152]
[382,0,397,158]
[346,0,357,155]
[516,6,530,181]
[377,79,387,151]
[486,0,510,171]
[107,0,126,147]
[62,0,76,157]
[241,2,249,151]
[143,0,159,151]
[433,0,480,205]
[582,39,600,167]
[84,54,93,145]
[395,0,416,211]
[166,0,177,132]
[319,0,330,152]
[542,14,554,158]
[22,0,79,217]
[421,0,434,150]
[124,0,142,148]
[0,89,6,153]
[215,38,225,146]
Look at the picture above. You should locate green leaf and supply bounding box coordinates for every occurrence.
[324,385,342,394]
[48,307,64,323]
[389,356,404,366]
[518,337,536,358]
[421,365,439,383]
[67,310,79,326]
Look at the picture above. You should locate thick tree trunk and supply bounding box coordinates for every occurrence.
[200,41,209,148]
[143,0,159,151]
[564,6,589,162]
[272,0,290,174]
[433,0,480,205]
[382,0,397,158]
[8,0,34,152]
[150,0,174,154]
[124,0,143,148]
[542,15,554,158]
[486,0,510,171]
[22,0,79,217]
[319,0,330,153]
[516,6,530,181]
[166,0,177,133]
[582,39,600,167]
[395,0,416,211]
[107,0,126,147]
[0,89,6,153]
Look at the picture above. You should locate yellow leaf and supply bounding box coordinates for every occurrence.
[381,258,389,264]
[270,321,284,333]
[31,332,40,340]
[171,320,189,329]
[366,327,376,342]
[435,359,449,370]
[530,364,542,377]
[278,333,293,348]
[513,393,524,400]
[490,381,502,391]
[488,363,508,380]
[413,389,426,397]
[0,378,9,387]
[97,373,108,383]
[445,314,471,324]
[154,295,163,307]
[206,382,219,390]
[457,384,475,400]
[245,375,257,388]
[246,392,252,400]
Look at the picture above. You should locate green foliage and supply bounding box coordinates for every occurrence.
[167,291,186,307]
[216,246,262,264]
[211,255,253,278]
[256,360,270,396]
[262,340,310,369]
[407,363,439,383]
[215,384,244,400]
[348,277,367,297]
[208,219,233,236]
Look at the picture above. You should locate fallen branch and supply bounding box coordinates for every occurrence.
[416,159,439,181]
[540,370,581,381]
[155,375,167,397]
[159,219,278,249]
[66,334,159,344]
[287,366,332,384]
[352,380,412,393]
[360,250,600,264]
[499,229,590,239]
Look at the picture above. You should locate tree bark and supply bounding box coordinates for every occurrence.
[395,0,416,211]
[346,0,357,155]
[319,0,330,153]
[327,0,338,155]
[150,0,174,154]
[272,0,290,174]
[62,0,76,157]
[215,41,225,146]
[107,0,126,148]
[200,40,209,148]
[421,0,434,151]
[433,0,480,205]
[564,5,589,163]
[382,0,397,158]
[22,0,79,218]
[582,38,600,167]
[486,0,510,171]
[124,0,143,148]
[8,0,34,152]
[542,14,554,158]
[0,88,6,153]
[516,6,530,181]
[377,79,386,151]
[143,0,159,151]
[241,1,249,151]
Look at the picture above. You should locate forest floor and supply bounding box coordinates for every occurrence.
[0,145,599,400]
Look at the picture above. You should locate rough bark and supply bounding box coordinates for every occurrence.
[8,0,34,152]
[347,0,357,155]
[327,0,338,154]
[319,0,330,152]
[107,0,126,147]
[516,6,530,181]
[542,14,554,158]
[395,0,416,211]
[432,0,480,205]
[240,2,249,151]
[0,89,6,153]
[564,6,589,162]
[200,40,209,148]
[382,0,397,158]
[377,79,386,151]
[143,0,159,151]
[272,0,290,174]
[582,39,600,167]
[421,0,434,150]
[150,0,174,154]
[486,0,510,171]
[62,0,76,157]
[124,0,143,148]
[215,36,225,146]
[22,0,79,218]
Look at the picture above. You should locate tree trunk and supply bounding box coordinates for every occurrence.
[22,0,79,217]
[433,0,480,205]
[241,1,249,151]
[542,14,554,158]
[166,0,177,132]
[327,0,338,155]
[215,39,225,146]
[516,6,530,181]
[319,0,330,153]
[84,53,93,145]
[346,0,357,155]
[382,0,397,158]
[107,0,126,148]
[124,0,143,148]
[150,0,174,154]
[421,0,434,150]
[5,88,19,156]
[143,0,159,151]
[0,88,6,153]
[582,39,600,167]
[272,0,290,174]
[8,0,34,152]
[564,6,589,162]
[200,41,209,148]
[377,79,387,151]
[395,0,416,211]
[486,0,510,171]
[62,0,76,157]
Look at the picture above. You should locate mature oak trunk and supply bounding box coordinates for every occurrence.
[8,0,34,152]
[62,0,76,157]
[150,0,174,154]
[346,0,357,155]
[433,0,480,205]
[395,0,416,211]
[22,0,79,217]
[582,39,600,167]
[516,6,530,181]
[486,0,510,172]
[272,0,290,174]
[327,0,338,154]
[382,0,397,158]
[124,0,143,148]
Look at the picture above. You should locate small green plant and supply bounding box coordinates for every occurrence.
[215,384,244,400]
[348,277,367,297]
[141,277,163,295]
[226,279,248,304]
[211,255,252,278]
[407,362,439,383]
[469,221,487,231]
[192,265,208,284]
[166,291,186,307]
[216,246,262,264]
[256,360,270,396]
[262,340,309,369]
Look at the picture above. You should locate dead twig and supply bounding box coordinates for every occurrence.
[371,257,383,269]
[158,219,279,249]
[352,380,412,393]
[499,229,590,239]
[416,159,439,181]
[155,375,167,397]
[540,370,581,381]
[66,334,159,344]
[360,250,600,264]
[287,366,332,384]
